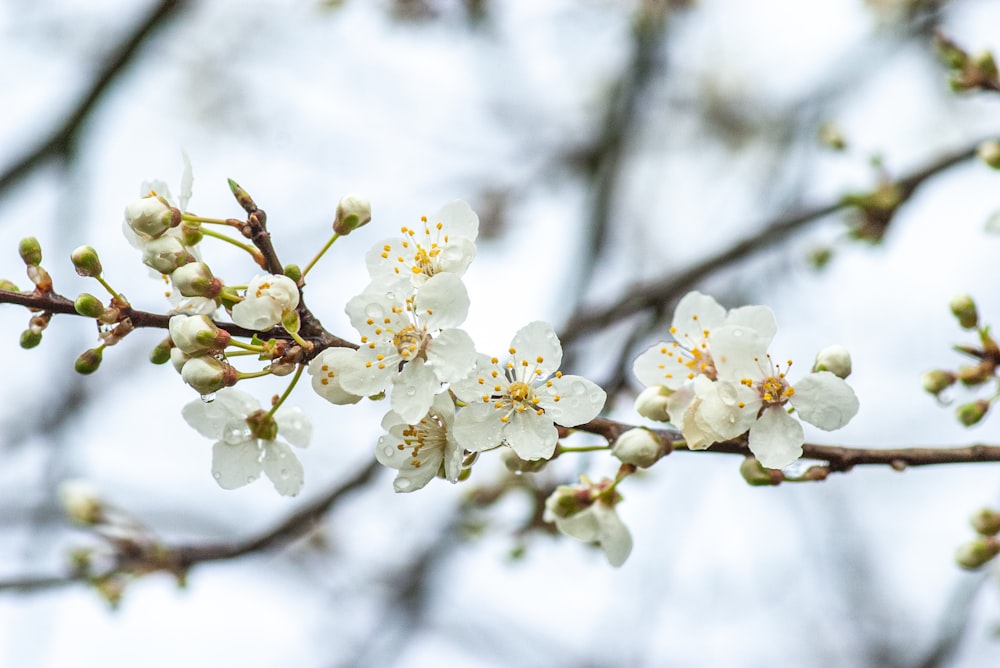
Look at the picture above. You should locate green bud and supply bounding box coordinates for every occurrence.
[922,369,957,395]
[74,348,104,374]
[957,363,993,386]
[150,338,173,365]
[0,279,19,292]
[977,140,1000,169]
[18,237,42,266]
[970,508,1000,536]
[227,178,256,212]
[955,536,1000,570]
[956,400,990,426]
[740,456,783,486]
[70,245,103,277]
[333,195,372,235]
[19,329,42,349]
[283,264,302,284]
[950,294,978,329]
[74,293,106,318]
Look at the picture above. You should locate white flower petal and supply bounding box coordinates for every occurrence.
[339,346,398,396]
[453,402,506,452]
[748,407,804,469]
[591,502,633,567]
[275,406,312,448]
[433,200,479,242]
[724,304,777,343]
[261,441,304,496]
[211,438,262,490]
[632,342,701,390]
[504,411,558,460]
[672,291,727,341]
[308,348,364,405]
[510,321,562,378]
[425,328,475,381]
[450,354,503,402]
[414,273,469,330]
[710,325,772,380]
[791,371,859,430]
[391,359,439,424]
[539,375,605,426]
[182,389,257,438]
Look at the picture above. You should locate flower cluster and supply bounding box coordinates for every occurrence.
[308,202,607,494]
[633,291,859,469]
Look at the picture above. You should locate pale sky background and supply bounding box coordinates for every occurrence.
[2,1,1000,666]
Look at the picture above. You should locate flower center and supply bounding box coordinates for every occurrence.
[743,356,795,408]
[509,381,531,403]
[402,218,447,277]
[392,325,427,361]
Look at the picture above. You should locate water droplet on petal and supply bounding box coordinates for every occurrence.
[397,478,411,490]
[365,304,383,319]
[571,381,587,395]
[382,445,396,457]
[200,392,216,403]
[212,471,222,480]
[246,475,257,483]
[384,291,396,301]
[279,468,289,479]
[406,386,417,396]
[223,420,249,445]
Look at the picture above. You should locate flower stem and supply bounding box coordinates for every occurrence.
[236,369,273,381]
[94,275,123,302]
[181,213,236,226]
[200,228,265,264]
[300,233,340,278]
[267,364,305,417]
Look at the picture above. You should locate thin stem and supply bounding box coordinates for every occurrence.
[181,213,237,226]
[236,368,272,381]
[227,338,266,353]
[267,364,305,417]
[200,228,264,264]
[94,275,123,302]
[301,232,340,279]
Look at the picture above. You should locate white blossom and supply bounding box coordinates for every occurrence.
[307,347,363,405]
[693,326,860,468]
[341,273,476,423]
[181,389,312,496]
[365,200,478,290]
[375,393,463,492]
[544,479,632,567]
[451,321,606,461]
[231,274,300,331]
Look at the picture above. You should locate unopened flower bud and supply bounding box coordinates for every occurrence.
[150,338,173,365]
[955,536,1000,569]
[950,294,978,329]
[634,385,672,422]
[171,262,221,299]
[922,369,957,395]
[180,356,236,394]
[956,400,990,426]
[170,347,190,374]
[970,508,1000,536]
[18,237,42,266]
[70,245,102,277]
[74,293,106,318]
[168,314,231,355]
[612,428,664,468]
[125,196,177,238]
[283,264,302,284]
[141,235,194,274]
[813,344,852,379]
[75,348,104,374]
[333,195,372,235]
[958,363,993,386]
[58,479,103,525]
[19,329,42,349]
[740,456,783,486]
[26,264,52,292]
[0,279,19,291]
[977,140,1000,169]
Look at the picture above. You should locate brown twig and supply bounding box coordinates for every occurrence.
[0,0,188,200]
[558,136,996,346]
[0,459,381,594]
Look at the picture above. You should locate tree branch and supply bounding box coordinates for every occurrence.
[0,459,381,594]
[0,0,188,200]
[559,136,996,346]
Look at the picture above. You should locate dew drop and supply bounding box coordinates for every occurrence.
[571,381,587,395]
[384,291,396,301]
[223,420,249,445]
[212,471,222,480]
[405,386,417,396]
[200,392,216,403]
[397,478,412,491]
[246,475,257,483]
[382,445,396,457]
[279,468,289,479]
[365,303,384,319]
